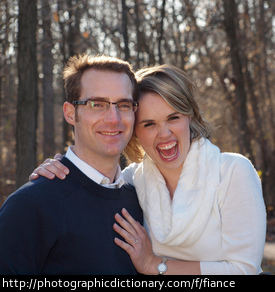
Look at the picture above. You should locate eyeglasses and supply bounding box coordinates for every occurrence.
[71,100,138,113]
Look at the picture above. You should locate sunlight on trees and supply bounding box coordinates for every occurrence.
[0,0,274,212]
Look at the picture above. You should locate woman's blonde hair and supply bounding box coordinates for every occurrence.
[123,64,212,163]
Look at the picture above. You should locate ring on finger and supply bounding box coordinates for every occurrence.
[132,239,138,246]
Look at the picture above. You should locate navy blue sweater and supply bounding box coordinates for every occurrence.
[0,158,143,275]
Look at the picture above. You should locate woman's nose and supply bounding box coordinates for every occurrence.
[157,123,172,139]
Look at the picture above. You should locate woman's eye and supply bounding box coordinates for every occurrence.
[168,116,180,121]
[144,123,155,128]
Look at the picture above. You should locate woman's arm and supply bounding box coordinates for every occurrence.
[113,208,201,275]
[200,155,266,275]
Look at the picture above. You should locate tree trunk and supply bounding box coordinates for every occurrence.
[42,0,55,159]
[259,0,275,145]
[16,0,38,187]
[134,0,142,69]
[223,0,254,163]
[121,0,130,61]
[158,0,166,64]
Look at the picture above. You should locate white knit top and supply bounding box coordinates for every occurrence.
[123,139,266,275]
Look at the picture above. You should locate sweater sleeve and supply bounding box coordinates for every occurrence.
[0,180,62,274]
[200,154,266,275]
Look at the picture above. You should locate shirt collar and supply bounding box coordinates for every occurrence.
[65,146,125,189]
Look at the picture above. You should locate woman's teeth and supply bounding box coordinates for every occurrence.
[157,142,178,159]
[157,141,177,150]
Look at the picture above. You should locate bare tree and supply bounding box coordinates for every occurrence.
[41,0,55,158]
[1,0,275,209]
[121,0,130,61]
[158,0,166,64]
[223,0,254,163]
[16,0,38,187]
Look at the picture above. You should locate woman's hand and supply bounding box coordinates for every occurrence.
[113,208,159,275]
[29,153,69,181]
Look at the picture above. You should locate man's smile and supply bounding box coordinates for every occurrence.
[100,131,121,136]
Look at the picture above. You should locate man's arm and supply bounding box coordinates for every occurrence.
[0,182,60,274]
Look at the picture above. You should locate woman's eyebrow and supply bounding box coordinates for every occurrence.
[139,119,155,124]
[167,112,180,118]
[139,112,180,124]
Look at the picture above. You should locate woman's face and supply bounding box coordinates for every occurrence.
[135,92,191,174]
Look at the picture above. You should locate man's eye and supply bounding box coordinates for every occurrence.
[90,101,105,108]
[118,102,131,109]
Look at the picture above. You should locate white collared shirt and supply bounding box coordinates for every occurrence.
[65,146,125,189]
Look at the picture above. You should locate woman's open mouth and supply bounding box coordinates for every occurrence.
[157,141,179,161]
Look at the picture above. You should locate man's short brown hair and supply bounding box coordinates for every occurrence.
[63,54,138,103]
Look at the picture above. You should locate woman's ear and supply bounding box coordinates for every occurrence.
[63,101,76,126]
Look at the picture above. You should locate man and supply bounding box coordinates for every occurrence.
[0,54,143,275]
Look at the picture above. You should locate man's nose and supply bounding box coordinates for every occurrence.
[103,104,121,124]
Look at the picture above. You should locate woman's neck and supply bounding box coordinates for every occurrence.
[157,166,183,199]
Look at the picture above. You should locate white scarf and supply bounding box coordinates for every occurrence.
[133,138,221,247]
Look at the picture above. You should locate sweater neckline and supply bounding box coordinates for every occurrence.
[61,157,124,200]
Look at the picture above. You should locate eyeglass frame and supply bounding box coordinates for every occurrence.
[71,99,139,113]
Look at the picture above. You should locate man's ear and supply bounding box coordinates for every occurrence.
[63,101,76,126]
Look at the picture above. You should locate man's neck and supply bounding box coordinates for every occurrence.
[70,146,119,183]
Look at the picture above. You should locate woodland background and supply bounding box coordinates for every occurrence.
[0,0,275,220]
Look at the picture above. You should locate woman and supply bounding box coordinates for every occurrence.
[30,64,266,275]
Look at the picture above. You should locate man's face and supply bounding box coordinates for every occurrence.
[64,69,135,167]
